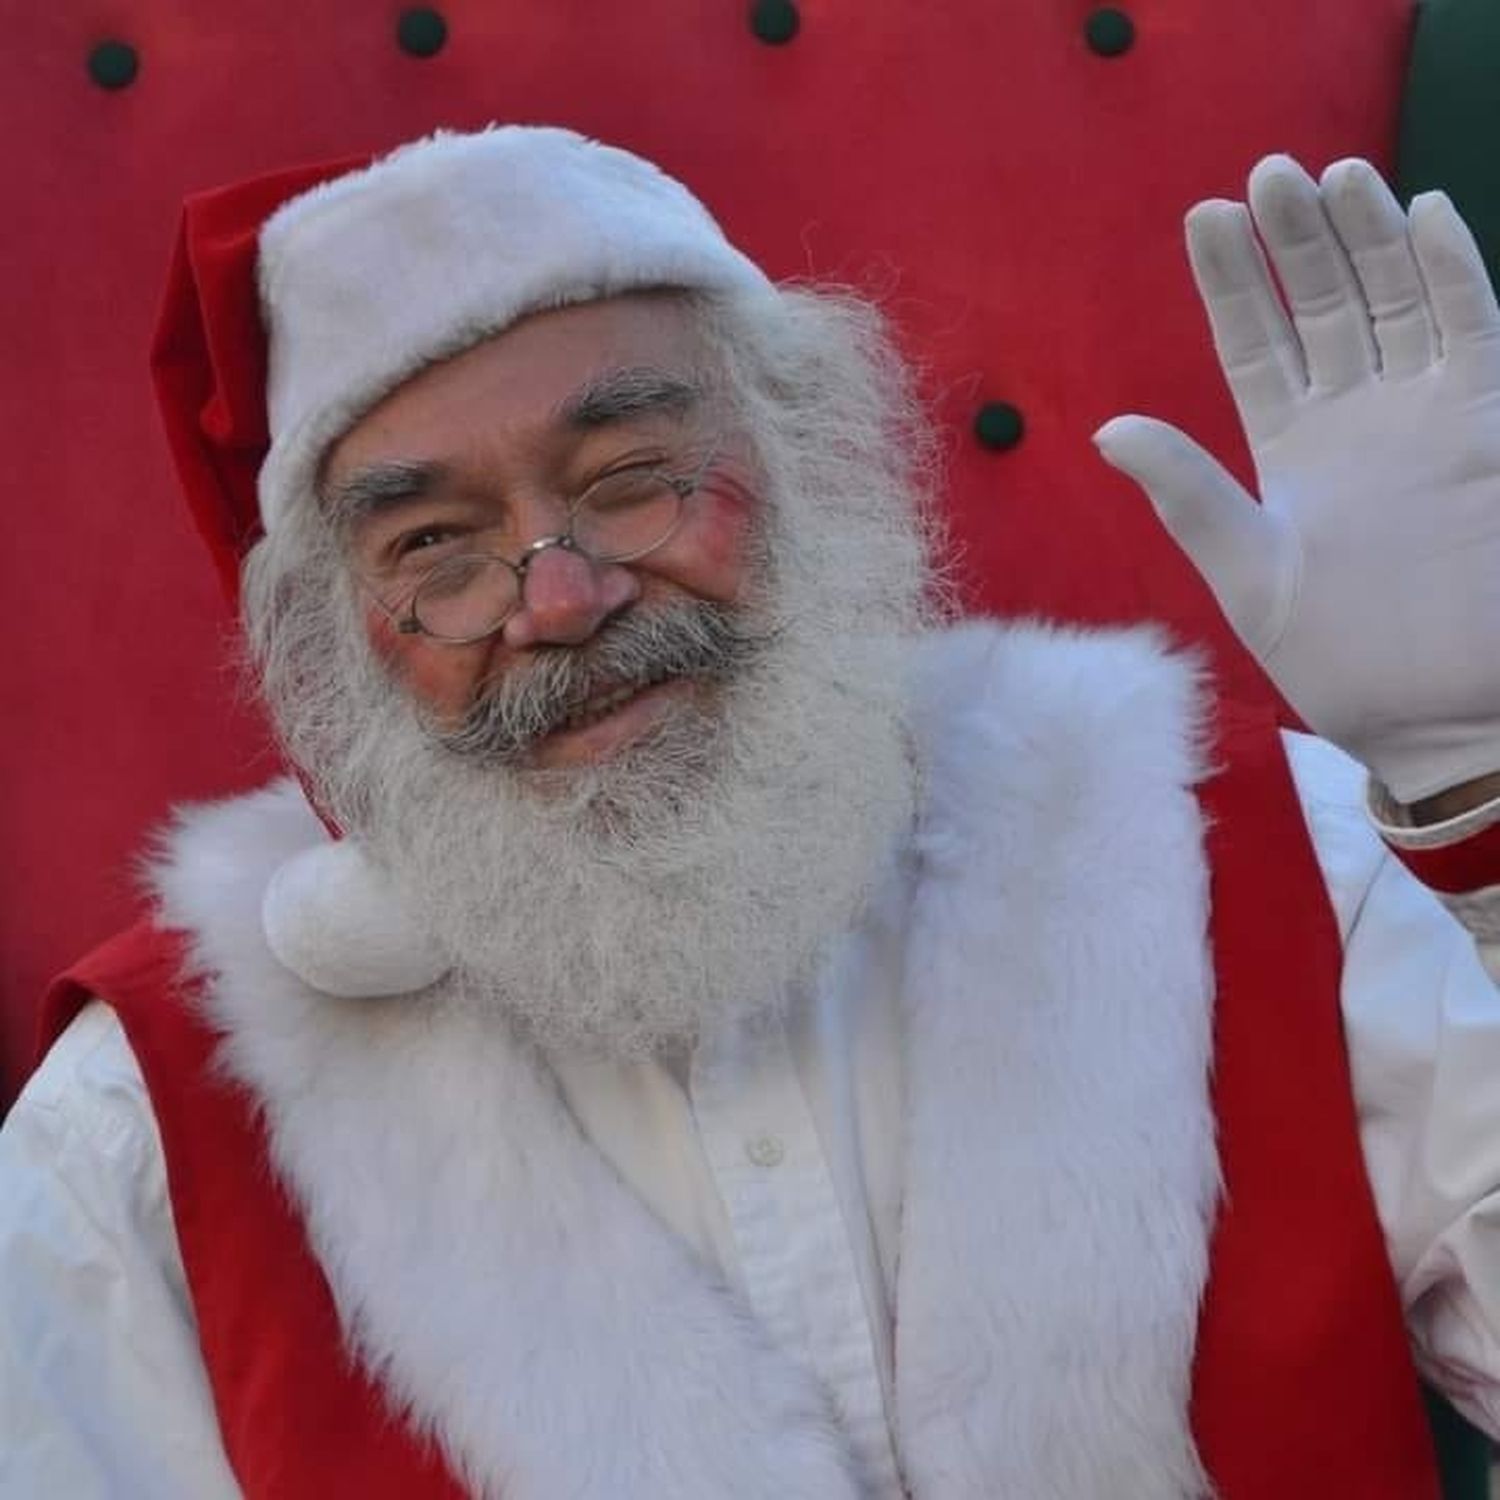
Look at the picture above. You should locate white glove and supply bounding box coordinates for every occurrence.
[1095,154,1500,805]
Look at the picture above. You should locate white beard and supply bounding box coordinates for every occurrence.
[362,622,917,1056]
[295,477,927,1056]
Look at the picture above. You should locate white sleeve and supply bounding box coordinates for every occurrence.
[0,1001,241,1498]
[1285,731,1500,1438]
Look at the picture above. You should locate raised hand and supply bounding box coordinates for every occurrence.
[1096,155,1500,805]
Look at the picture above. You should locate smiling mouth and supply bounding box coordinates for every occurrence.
[555,670,678,735]
[439,601,760,766]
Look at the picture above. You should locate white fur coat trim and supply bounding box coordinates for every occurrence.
[150,620,1219,1500]
[894,622,1217,1499]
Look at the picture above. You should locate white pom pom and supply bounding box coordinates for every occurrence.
[261,840,449,998]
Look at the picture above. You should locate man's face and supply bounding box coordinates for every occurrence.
[252,284,929,1052]
[322,294,758,769]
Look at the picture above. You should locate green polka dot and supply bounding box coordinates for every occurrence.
[1085,7,1136,57]
[974,402,1025,452]
[397,8,448,58]
[750,0,800,45]
[88,41,139,90]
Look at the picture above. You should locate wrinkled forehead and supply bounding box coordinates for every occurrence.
[318,292,726,503]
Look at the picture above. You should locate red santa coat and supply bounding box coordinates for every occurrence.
[41,624,1447,1497]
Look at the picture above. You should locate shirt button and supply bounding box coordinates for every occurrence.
[745,1134,786,1168]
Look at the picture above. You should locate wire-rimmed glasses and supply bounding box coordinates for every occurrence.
[368,447,719,645]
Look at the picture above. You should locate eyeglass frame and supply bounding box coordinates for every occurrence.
[360,441,723,646]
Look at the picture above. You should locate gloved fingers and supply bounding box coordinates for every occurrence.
[1410,191,1500,373]
[1185,199,1305,447]
[1247,154,1379,395]
[1320,159,1439,380]
[1094,414,1296,658]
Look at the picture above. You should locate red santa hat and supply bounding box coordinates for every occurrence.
[150,126,773,997]
[151,126,772,606]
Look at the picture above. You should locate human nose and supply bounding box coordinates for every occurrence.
[501,536,639,648]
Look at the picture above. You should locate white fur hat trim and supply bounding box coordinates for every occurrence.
[261,839,448,998]
[255,125,773,535]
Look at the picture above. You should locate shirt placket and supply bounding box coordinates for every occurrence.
[692,1013,906,1499]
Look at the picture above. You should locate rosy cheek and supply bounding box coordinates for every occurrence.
[362,607,486,721]
[362,604,407,662]
[681,486,758,599]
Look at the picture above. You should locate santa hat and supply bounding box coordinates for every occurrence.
[153,126,772,604]
[150,126,773,997]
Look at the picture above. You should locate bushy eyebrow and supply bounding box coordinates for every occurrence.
[556,366,701,429]
[322,368,699,526]
[324,459,447,529]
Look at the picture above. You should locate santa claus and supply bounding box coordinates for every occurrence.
[2,126,1500,1499]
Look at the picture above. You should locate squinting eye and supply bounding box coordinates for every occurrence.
[391,525,463,560]
[584,465,670,513]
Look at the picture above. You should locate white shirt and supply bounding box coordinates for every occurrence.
[4,737,1500,1497]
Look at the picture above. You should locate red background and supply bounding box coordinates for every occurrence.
[1,0,1418,1097]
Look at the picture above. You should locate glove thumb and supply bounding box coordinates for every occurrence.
[1093,414,1296,659]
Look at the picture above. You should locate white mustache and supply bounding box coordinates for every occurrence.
[436,601,767,763]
